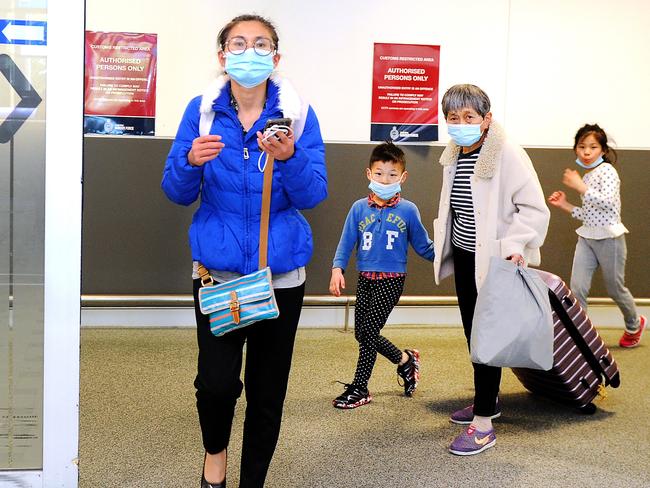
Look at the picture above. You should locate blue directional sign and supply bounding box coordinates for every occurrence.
[0,54,42,143]
[0,19,47,45]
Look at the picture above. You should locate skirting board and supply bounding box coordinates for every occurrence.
[81,304,650,329]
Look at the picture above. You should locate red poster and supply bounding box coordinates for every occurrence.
[84,31,157,135]
[370,43,440,142]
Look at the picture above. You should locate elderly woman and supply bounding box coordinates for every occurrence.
[433,84,550,456]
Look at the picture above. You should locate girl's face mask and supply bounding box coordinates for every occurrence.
[575,155,604,169]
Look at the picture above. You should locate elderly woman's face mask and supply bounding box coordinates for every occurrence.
[447,123,483,147]
[446,108,489,147]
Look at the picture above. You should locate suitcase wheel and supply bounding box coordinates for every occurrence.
[578,403,597,415]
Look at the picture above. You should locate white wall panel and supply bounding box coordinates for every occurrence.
[87,0,650,147]
[506,0,650,147]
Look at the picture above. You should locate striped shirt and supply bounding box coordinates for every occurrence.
[450,147,481,252]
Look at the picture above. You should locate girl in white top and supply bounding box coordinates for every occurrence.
[548,123,646,348]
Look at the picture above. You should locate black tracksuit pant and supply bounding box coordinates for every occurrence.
[193,279,305,488]
[452,246,501,417]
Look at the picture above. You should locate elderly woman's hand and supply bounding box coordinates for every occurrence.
[257,130,295,161]
[562,169,588,194]
[508,254,525,266]
[188,135,225,166]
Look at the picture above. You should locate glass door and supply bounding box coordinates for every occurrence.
[0,1,47,472]
[1,1,83,485]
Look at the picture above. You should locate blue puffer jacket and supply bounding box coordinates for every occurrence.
[162,77,328,275]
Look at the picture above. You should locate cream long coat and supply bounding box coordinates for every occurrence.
[433,122,550,290]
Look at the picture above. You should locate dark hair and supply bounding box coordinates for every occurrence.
[573,123,618,165]
[369,141,406,170]
[217,14,279,52]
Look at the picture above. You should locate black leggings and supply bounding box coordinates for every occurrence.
[352,275,405,389]
[193,279,305,488]
[452,246,501,417]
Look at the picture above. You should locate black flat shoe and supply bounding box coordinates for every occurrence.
[201,474,226,488]
[201,452,226,488]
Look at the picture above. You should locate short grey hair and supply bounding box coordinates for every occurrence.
[441,84,491,118]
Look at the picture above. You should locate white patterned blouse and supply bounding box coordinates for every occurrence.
[571,162,628,239]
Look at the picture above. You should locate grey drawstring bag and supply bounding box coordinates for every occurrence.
[470,257,554,370]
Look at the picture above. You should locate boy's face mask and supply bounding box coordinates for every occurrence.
[368,179,402,201]
[225,49,274,88]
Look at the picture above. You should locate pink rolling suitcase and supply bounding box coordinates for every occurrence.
[512,269,620,413]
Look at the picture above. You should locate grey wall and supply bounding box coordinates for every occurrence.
[82,137,649,297]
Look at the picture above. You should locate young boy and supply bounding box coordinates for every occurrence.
[329,142,435,409]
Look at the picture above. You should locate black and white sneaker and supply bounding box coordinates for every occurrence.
[332,383,372,409]
[397,349,420,397]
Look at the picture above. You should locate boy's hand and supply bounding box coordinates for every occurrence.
[562,169,588,194]
[329,268,345,297]
[188,135,225,166]
[256,130,295,161]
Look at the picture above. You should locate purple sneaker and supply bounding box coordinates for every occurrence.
[449,425,497,456]
[450,403,501,425]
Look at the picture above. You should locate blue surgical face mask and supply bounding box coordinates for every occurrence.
[225,49,274,88]
[576,155,604,169]
[369,180,401,200]
[447,123,483,147]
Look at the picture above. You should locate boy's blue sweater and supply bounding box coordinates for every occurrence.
[332,197,434,273]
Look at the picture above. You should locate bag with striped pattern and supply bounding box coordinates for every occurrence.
[197,267,279,337]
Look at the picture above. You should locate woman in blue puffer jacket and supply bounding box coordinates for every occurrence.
[161,14,327,488]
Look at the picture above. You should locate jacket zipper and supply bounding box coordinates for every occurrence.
[214,103,273,273]
[243,134,250,272]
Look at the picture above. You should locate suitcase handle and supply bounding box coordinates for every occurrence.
[549,290,613,386]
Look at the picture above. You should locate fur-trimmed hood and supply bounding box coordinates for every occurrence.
[439,121,506,179]
[199,73,303,123]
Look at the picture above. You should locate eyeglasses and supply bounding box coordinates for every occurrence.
[225,36,275,56]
